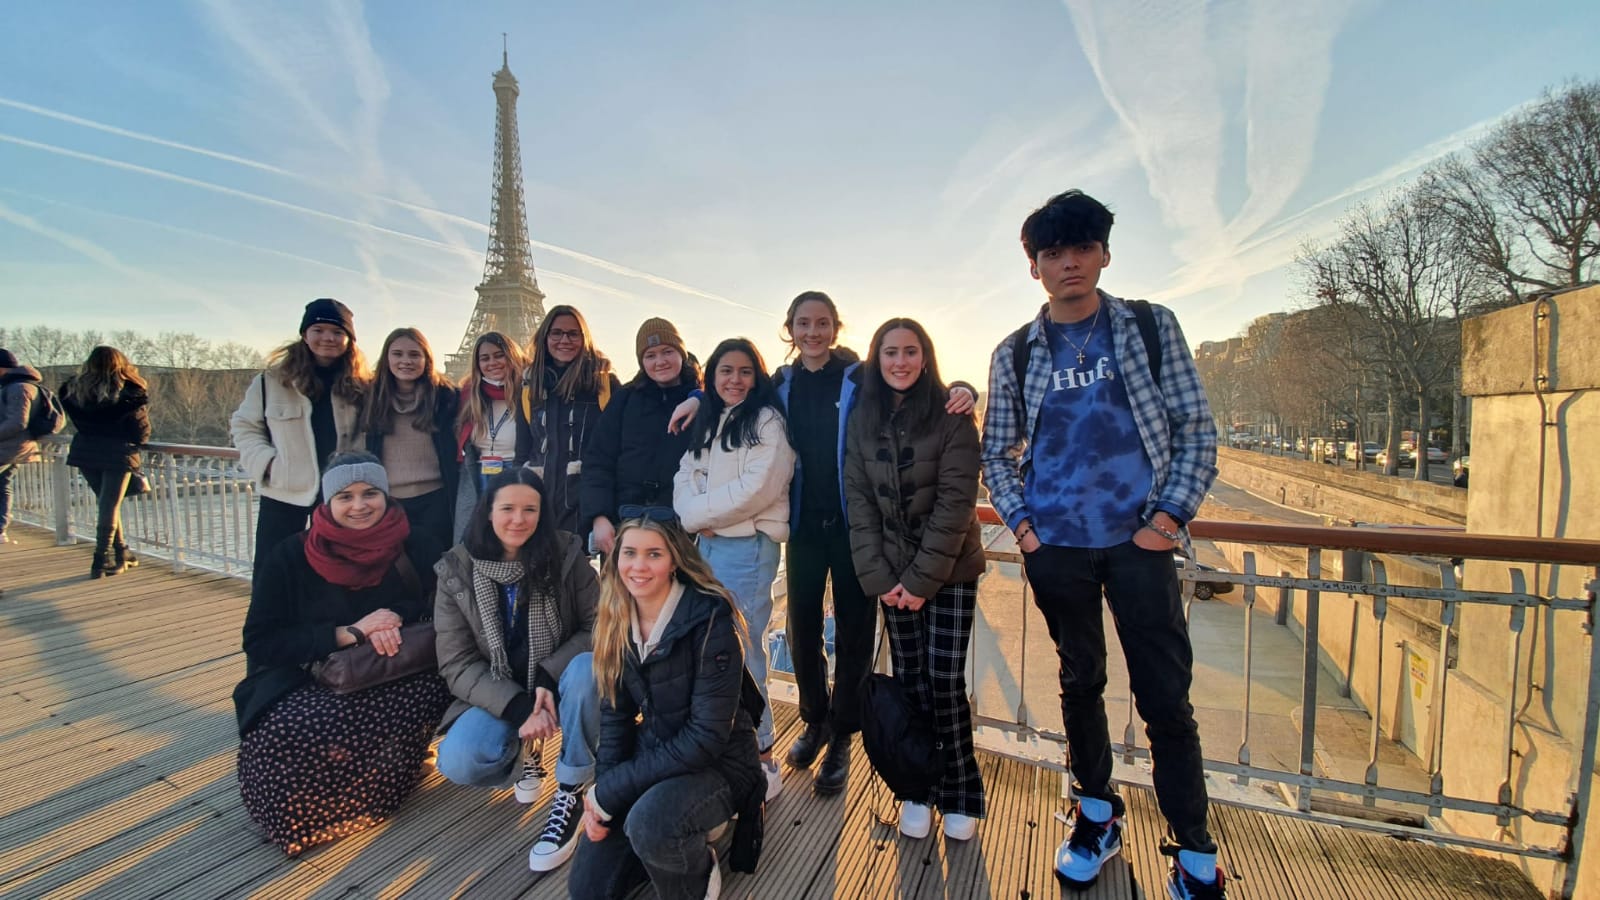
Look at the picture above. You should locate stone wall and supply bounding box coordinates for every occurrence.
[1216,448,1466,526]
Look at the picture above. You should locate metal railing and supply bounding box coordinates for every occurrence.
[11,437,1598,894]
[968,506,1600,897]
[11,436,256,577]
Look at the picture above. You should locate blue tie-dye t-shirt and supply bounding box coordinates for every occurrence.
[1024,316,1153,549]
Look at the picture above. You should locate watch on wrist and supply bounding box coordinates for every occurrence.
[346,625,366,645]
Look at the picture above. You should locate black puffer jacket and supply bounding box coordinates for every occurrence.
[515,363,621,535]
[580,377,699,526]
[844,401,986,600]
[60,380,150,472]
[593,585,761,823]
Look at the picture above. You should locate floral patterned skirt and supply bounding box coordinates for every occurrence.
[237,671,452,855]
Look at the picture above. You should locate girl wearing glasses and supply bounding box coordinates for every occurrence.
[569,515,762,900]
[515,306,619,540]
[673,337,794,803]
[843,317,986,843]
[581,318,701,557]
[454,332,529,541]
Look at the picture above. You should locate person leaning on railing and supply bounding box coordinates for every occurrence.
[230,298,369,565]
[59,345,150,578]
[231,452,451,857]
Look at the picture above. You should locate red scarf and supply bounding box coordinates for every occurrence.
[456,381,510,461]
[302,503,410,589]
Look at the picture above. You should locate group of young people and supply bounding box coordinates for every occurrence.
[217,188,1227,900]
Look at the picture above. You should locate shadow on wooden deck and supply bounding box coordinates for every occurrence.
[0,528,1542,899]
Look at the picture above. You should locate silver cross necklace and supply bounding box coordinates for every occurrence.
[1059,302,1101,366]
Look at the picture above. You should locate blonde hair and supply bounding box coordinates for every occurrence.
[592,518,747,706]
[65,346,147,405]
[456,332,528,442]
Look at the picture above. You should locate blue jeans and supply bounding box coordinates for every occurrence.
[435,652,600,787]
[698,533,779,751]
[0,463,13,534]
[567,769,736,900]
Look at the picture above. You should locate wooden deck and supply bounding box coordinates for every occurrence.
[0,527,1543,899]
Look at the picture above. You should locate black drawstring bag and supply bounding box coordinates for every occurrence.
[859,671,945,801]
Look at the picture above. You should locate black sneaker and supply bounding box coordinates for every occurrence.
[1164,846,1227,899]
[1054,802,1122,889]
[528,786,583,872]
[514,740,546,803]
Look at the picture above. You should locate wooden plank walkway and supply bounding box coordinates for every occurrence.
[0,528,1542,899]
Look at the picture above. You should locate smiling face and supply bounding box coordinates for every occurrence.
[328,481,386,530]
[877,327,925,393]
[476,341,510,383]
[545,314,583,365]
[387,336,426,384]
[489,483,542,556]
[617,527,675,606]
[1031,241,1110,306]
[641,345,683,387]
[304,323,350,365]
[788,299,837,367]
[713,350,756,408]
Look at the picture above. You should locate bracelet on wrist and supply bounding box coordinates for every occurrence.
[1146,520,1181,542]
[346,626,366,645]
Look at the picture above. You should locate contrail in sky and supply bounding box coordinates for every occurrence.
[0,95,764,315]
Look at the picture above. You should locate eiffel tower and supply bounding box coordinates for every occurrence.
[448,38,546,379]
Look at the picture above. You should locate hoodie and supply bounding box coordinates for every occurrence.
[0,363,45,466]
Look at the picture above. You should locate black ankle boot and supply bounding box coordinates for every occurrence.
[785,722,831,769]
[90,550,111,579]
[93,527,124,578]
[813,733,852,796]
[115,543,139,569]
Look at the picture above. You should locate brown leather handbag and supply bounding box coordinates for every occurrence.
[311,556,438,694]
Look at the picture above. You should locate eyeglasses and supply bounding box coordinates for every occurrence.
[619,504,679,524]
[548,329,583,342]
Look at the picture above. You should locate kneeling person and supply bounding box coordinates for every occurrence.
[434,468,601,873]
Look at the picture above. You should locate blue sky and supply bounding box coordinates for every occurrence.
[1,1,1596,384]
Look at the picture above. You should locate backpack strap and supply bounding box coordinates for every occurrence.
[1128,299,1162,389]
[1008,321,1034,398]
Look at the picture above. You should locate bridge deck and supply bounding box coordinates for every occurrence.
[0,528,1541,899]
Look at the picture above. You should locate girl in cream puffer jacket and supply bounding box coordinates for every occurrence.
[672,338,794,778]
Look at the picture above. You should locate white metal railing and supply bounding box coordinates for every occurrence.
[12,436,256,578]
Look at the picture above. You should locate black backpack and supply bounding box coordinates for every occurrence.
[1010,297,1163,393]
[859,671,947,801]
[22,383,66,438]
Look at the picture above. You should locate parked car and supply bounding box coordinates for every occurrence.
[1423,446,1447,464]
[1376,448,1415,469]
[1453,456,1470,488]
[1175,555,1234,601]
[1346,441,1381,462]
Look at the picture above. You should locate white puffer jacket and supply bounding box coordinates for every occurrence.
[673,405,795,542]
[229,371,361,506]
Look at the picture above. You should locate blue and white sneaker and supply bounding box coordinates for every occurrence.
[1054,802,1123,888]
[1164,847,1228,899]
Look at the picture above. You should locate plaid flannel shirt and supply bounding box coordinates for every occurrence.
[980,292,1218,546]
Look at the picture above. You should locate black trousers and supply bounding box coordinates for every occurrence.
[785,520,876,734]
[254,496,316,566]
[1023,540,1216,853]
[396,488,452,592]
[79,468,130,551]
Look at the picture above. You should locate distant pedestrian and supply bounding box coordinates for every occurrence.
[231,298,368,564]
[60,346,151,578]
[0,348,62,543]
[674,337,794,802]
[580,318,700,557]
[844,317,986,843]
[454,332,529,541]
[981,190,1226,898]
[514,306,620,539]
[362,327,460,582]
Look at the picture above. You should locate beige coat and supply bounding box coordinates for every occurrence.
[673,405,795,542]
[229,371,361,506]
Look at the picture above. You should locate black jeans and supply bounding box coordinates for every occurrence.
[1023,540,1215,853]
[254,496,316,565]
[79,468,130,552]
[396,488,453,592]
[785,520,876,734]
[567,770,735,900]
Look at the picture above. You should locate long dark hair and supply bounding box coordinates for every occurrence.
[65,346,147,405]
[266,337,368,404]
[463,467,562,593]
[687,338,787,456]
[457,332,528,441]
[362,327,453,436]
[854,318,949,441]
[525,305,613,406]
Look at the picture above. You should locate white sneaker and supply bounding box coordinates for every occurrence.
[763,758,782,802]
[514,744,545,804]
[943,812,977,841]
[527,786,583,872]
[704,847,722,900]
[899,801,932,839]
